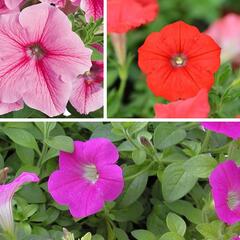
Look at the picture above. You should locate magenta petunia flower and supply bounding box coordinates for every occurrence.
[209,160,240,224]
[0,3,92,117]
[48,138,124,218]
[0,172,39,233]
[72,0,103,22]
[201,122,240,140]
[70,61,103,114]
[232,236,240,240]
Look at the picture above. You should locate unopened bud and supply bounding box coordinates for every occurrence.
[140,136,151,147]
[0,168,9,184]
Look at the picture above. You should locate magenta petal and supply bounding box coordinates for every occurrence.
[209,160,240,224]
[48,170,88,205]
[83,138,119,167]
[0,172,39,204]
[68,183,104,218]
[59,141,85,170]
[97,165,124,201]
[201,122,240,140]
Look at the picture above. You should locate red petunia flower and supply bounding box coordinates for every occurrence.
[154,89,210,118]
[107,0,159,33]
[138,21,221,101]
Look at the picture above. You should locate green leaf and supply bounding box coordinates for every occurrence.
[18,184,46,204]
[45,136,73,152]
[159,232,185,240]
[166,213,186,236]
[196,221,224,240]
[128,123,148,134]
[183,154,217,178]
[115,228,129,240]
[15,144,34,165]
[165,200,203,224]
[3,128,40,154]
[131,230,156,240]
[132,149,146,165]
[120,173,148,207]
[154,124,186,150]
[162,163,198,202]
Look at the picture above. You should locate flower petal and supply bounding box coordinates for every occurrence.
[97,165,124,201]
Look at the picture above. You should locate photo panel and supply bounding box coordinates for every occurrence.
[107,0,240,119]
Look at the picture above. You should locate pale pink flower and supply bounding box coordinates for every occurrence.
[48,138,124,218]
[232,236,240,240]
[72,0,103,22]
[0,172,39,234]
[0,0,22,14]
[0,100,23,115]
[206,13,240,63]
[0,3,92,117]
[70,61,103,114]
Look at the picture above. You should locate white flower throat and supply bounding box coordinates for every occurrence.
[228,191,240,210]
[83,164,99,183]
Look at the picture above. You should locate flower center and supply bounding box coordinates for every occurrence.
[27,44,45,59]
[83,164,99,183]
[171,54,187,67]
[228,191,240,210]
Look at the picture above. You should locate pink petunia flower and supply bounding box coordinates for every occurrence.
[0,172,39,234]
[201,122,240,140]
[0,3,92,117]
[70,61,103,114]
[72,0,103,22]
[48,138,124,218]
[0,100,23,115]
[0,0,22,14]
[209,160,240,224]
[206,13,240,64]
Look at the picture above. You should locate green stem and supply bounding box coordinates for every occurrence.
[124,130,140,150]
[206,142,231,153]
[37,123,49,168]
[118,65,128,103]
[124,161,155,181]
[3,231,17,240]
[180,122,198,130]
[228,141,236,159]
[201,131,212,152]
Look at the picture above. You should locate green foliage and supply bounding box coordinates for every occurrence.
[1,122,240,239]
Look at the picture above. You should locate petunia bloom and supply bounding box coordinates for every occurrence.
[0,100,23,115]
[206,13,240,64]
[72,0,103,22]
[201,122,240,140]
[48,138,124,218]
[107,0,159,33]
[0,0,22,14]
[154,89,210,118]
[0,3,92,117]
[0,172,39,234]
[138,21,221,101]
[232,236,240,240]
[209,160,240,224]
[70,61,103,114]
